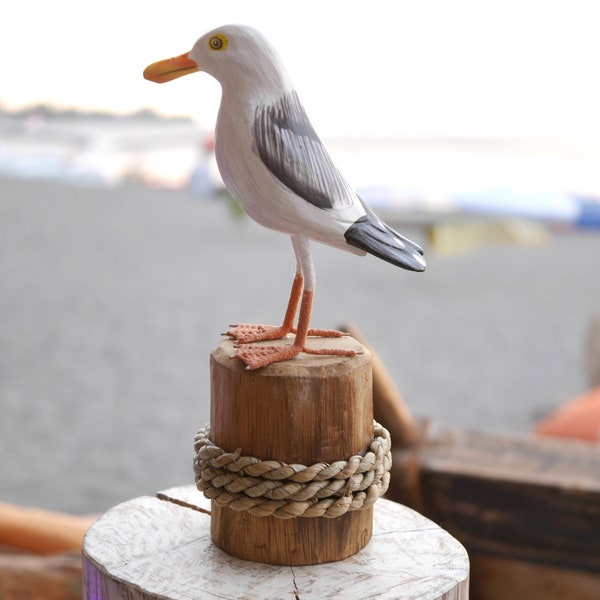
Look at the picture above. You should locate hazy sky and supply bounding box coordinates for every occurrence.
[3,0,600,139]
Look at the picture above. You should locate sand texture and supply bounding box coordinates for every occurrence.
[1,177,599,512]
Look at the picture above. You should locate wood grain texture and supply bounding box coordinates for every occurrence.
[470,554,600,600]
[209,337,372,464]
[0,551,82,600]
[416,426,600,572]
[82,485,469,600]
[388,424,600,599]
[209,338,373,565]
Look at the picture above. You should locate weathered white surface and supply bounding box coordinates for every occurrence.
[83,485,469,600]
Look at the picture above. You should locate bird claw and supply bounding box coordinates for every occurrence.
[225,323,291,345]
[301,346,359,358]
[303,327,347,338]
[224,319,348,344]
[235,342,361,369]
[236,343,303,370]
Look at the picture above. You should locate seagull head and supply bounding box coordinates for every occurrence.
[143,24,291,95]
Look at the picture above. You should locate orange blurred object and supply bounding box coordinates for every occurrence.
[0,502,96,555]
[533,387,600,442]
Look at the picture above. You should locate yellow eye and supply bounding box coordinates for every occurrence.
[208,34,227,51]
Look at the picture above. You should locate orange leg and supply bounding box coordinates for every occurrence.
[226,274,346,345]
[294,290,357,357]
[225,273,303,344]
[231,235,355,369]
[235,290,358,370]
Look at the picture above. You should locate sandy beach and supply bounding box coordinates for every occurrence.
[1,176,599,514]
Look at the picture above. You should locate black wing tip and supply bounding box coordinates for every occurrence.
[381,248,427,272]
[345,216,427,272]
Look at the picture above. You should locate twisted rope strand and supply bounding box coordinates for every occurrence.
[193,421,391,518]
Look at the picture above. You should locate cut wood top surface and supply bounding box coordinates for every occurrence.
[83,485,469,600]
[213,336,370,377]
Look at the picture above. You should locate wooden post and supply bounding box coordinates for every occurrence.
[82,485,470,599]
[342,323,418,448]
[81,340,470,598]
[208,336,373,565]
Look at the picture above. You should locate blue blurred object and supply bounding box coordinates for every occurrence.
[575,197,600,229]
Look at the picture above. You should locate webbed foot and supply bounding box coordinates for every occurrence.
[235,342,359,370]
[225,324,292,345]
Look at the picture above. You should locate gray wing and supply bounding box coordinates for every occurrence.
[253,91,355,210]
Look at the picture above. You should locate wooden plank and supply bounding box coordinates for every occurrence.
[388,425,600,599]
[82,485,470,600]
[418,426,600,490]
[0,552,82,600]
[470,554,600,600]
[0,501,95,554]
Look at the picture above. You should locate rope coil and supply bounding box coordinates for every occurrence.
[193,421,391,519]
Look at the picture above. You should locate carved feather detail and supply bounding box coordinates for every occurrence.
[254,91,355,211]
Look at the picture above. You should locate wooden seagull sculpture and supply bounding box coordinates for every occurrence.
[144,24,425,370]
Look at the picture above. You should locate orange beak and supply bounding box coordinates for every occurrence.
[143,52,199,84]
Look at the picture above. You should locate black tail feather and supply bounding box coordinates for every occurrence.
[344,207,426,272]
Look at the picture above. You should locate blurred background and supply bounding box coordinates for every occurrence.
[1,0,600,514]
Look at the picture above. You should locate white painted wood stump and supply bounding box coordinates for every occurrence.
[82,485,469,599]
